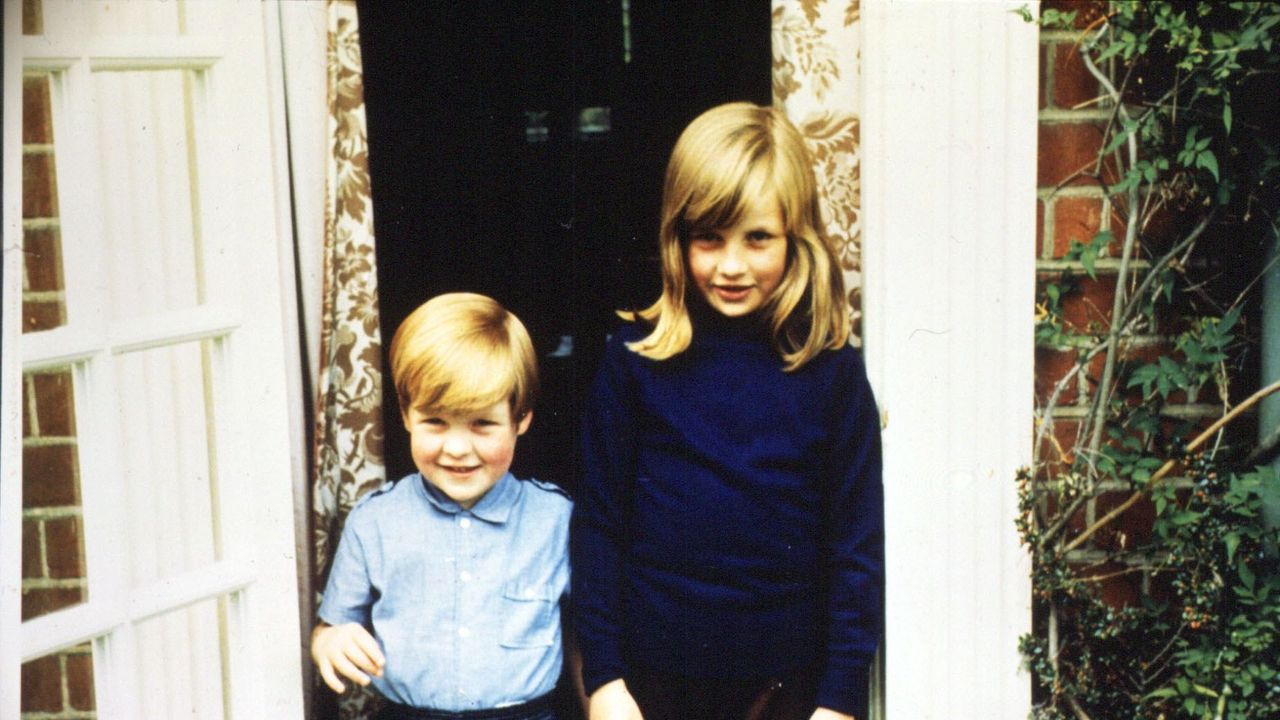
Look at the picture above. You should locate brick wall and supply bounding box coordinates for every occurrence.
[1034,0,1245,612]
[20,25,99,717]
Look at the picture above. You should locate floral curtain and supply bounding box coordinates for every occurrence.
[772,0,864,339]
[312,1,385,718]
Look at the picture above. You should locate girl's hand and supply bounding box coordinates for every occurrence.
[310,622,386,694]
[588,678,644,720]
[809,708,855,720]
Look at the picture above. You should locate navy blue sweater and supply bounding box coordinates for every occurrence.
[572,309,884,717]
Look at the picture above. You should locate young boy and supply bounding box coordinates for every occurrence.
[313,292,572,720]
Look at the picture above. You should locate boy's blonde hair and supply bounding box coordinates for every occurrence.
[389,293,538,419]
[624,102,850,371]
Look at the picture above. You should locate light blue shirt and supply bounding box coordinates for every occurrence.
[318,472,571,710]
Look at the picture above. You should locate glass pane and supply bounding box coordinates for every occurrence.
[134,597,229,719]
[115,341,220,589]
[22,367,89,620]
[22,72,67,334]
[20,643,97,716]
[93,69,205,323]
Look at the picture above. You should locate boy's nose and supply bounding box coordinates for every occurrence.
[441,433,472,457]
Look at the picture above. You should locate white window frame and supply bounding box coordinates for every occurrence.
[860,1,1038,717]
[1,2,304,717]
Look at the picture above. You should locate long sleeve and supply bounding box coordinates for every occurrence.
[571,333,637,696]
[815,349,885,716]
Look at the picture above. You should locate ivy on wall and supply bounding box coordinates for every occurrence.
[1019,3,1280,718]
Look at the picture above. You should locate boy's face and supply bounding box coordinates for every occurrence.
[403,400,532,509]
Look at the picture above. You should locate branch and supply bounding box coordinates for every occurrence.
[1079,40,1143,484]
[1065,378,1280,552]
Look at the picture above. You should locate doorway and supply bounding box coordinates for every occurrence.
[358,0,771,495]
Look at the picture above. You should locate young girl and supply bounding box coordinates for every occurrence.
[572,103,884,720]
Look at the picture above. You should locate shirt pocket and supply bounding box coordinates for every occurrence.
[499,580,558,648]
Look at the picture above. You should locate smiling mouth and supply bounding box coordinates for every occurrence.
[712,285,753,300]
[440,464,481,475]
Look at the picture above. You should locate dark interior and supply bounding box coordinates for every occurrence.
[358,0,770,503]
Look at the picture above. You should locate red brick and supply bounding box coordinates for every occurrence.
[22,519,42,579]
[66,650,96,711]
[22,443,80,507]
[22,152,58,218]
[20,655,61,712]
[1059,275,1116,332]
[46,517,85,579]
[22,0,43,35]
[31,370,77,437]
[22,587,85,621]
[1036,198,1046,255]
[1094,562,1143,609]
[1038,122,1107,188]
[23,75,52,144]
[23,226,65,292]
[1036,346,1080,406]
[1053,42,1100,110]
[1037,418,1081,468]
[22,298,65,333]
[1042,0,1107,29]
[1095,490,1155,549]
[1052,195,1104,257]
[1039,42,1048,110]
[22,380,33,438]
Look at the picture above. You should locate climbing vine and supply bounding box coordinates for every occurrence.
[1020,3,1280,718]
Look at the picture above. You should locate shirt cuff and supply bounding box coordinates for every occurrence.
[816,665,870,719]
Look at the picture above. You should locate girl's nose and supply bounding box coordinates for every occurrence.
[718,243,747,276]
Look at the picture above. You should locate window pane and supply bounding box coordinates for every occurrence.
[134,597,229,719]
[22,72,66,334]
[115,341,220,589]
[20,643,96,716]
[93,69,205,324]
[22,368,89,620]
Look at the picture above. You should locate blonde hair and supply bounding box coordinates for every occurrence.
[389,293,538,418]
[624,102,849,371]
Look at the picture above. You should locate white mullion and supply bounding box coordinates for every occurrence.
[19,559,256,663]
[59,47,144,719]
[1,0,26,715]
[21,35,224,70]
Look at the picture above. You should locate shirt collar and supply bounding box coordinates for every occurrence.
[417,472,518,524]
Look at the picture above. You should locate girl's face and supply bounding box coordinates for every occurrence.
[685,193,788,318]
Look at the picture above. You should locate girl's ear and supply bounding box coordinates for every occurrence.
[516,409,533,436]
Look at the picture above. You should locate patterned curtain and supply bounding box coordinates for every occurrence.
[312,2,386,718]
[772,0,864,340]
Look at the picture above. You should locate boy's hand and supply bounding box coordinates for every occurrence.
[588,678,643,720]
[809,709,855,720]
[311,622,386,694]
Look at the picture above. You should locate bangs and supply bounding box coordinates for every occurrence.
[405,344,523,416]
[678,145,777,234]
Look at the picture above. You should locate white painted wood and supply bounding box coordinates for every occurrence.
[861,1,1037,717]
[1,1,25,716]
[5,2,305,716]
[20,560,255,662]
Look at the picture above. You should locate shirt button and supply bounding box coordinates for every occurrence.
[460,571,473,582]
[458,627,471,638]
[459,517,472,529]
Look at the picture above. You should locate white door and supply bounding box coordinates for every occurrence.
[3,1,304,716]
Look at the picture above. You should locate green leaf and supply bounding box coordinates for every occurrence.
[1226,532,1241,563]
[1081,244,1099,279]
[1198,150,1221,182]
[1224,102,1233,134]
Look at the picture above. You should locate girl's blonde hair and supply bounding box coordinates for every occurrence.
[624,102,850,371]
[389,293,538,419]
